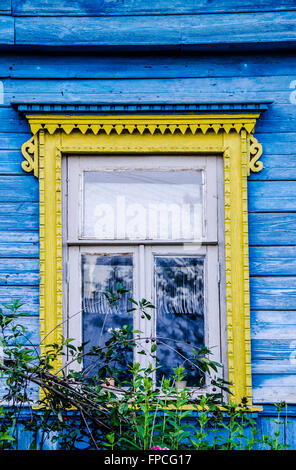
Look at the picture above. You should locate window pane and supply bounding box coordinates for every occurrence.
[155,256,205,387]
[81,254,133,380]
[83,170,203,241]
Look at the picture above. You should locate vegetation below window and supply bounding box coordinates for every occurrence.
[0,288,287,451]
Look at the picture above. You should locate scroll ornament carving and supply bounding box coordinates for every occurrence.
[248,134,263,175]
[21,135,38,177]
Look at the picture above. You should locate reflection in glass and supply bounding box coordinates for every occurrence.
[81,254,133,380]
[83,170,203,241]
[155,256,205,387]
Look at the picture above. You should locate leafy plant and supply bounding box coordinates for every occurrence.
[0,291,288,450]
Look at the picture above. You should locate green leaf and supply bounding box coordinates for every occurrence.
[151,344,157,353]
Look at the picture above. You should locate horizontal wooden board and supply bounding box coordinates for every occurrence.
[249,154,296,181]
[0,107,30,133]
[0,242,39,258]
[0,150,27,175]
[250,277,296,310]
[0,286,39,315]
[4,74,294,95]
[0,17,14,45]
[249,213,296,246]
[252,339,296,360]
[1,52,296,79]
[0,231,38,243]
[0,176,38,202]
[251,322,296,340]
[4,90,288,107]
[12,0,296,16]
[252,359,296,374]
[253,374,296,389]
[0,133,31,150]
[251,310,296,325]
[248,182,296,213]
[14,12,296,47]
[0,231,39,257]
[0,203,39,231]
[249,247,296,276]
[0,258,39,285]
[256,133,296,155]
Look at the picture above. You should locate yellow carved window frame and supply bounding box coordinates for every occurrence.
[21,113,263,405]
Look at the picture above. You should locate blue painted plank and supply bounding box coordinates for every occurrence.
[0,203,39,231]
[2,53,296,78]
[256,133,296,155]
[0,176,38,202]
[250,247,296,276]
[0,108,30,133]
[14,12,296,47]
[252,339,296,360]
[0,151,27,175]
[0,231,38,243]
[0,134,31,150]
[248,182,296,213]
[252,360,296,375]
[4,75,294,95]
[251,322,296,339]
[249,213,296,246]
[0,258,39,286]
[0,286,39,315]
[248,154,296,181]
[253,374,296,388]
[12,0,296,16]
[0,242,39,258]
[4,84,286,105]
[250,384,290,403]
[0,233,39,265]
[0,17,14,45]
[252,310,296,325]
[250,277,296,310]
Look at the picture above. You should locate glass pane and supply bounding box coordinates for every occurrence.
[155,256,205,387]
[81,253,133,381]
[83,170,203,241]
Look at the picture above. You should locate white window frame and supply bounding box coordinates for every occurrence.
[63,154,225,394]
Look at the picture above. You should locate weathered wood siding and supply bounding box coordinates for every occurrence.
[1,2,296,48]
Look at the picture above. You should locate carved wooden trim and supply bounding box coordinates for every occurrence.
[20,114,264,405]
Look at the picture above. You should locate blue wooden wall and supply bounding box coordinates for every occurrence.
[0,0,296,448]
[1,1,296,48]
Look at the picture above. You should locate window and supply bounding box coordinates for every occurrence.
[19,109,265,403]
[65,155,224,391]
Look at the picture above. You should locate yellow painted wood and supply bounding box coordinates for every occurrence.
[20,113,263,404]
